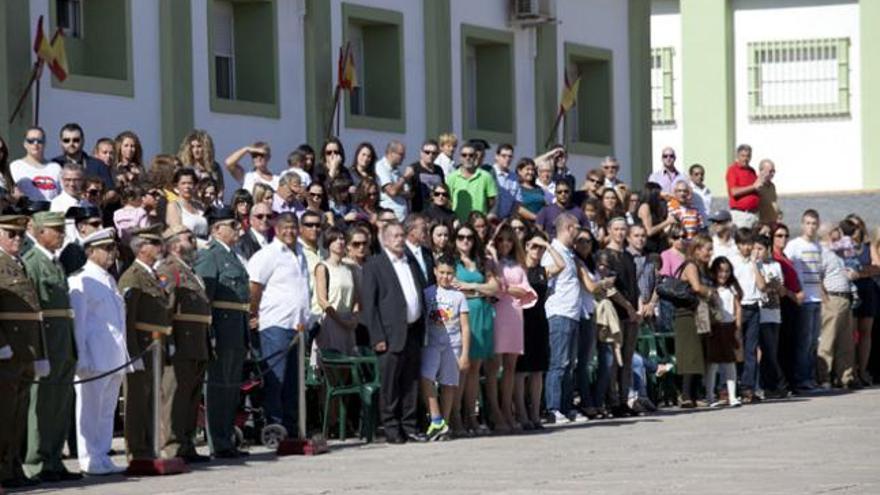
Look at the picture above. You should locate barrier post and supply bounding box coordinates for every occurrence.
[277,331,328,456]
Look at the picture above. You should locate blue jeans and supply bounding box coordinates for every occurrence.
[740,305,762,390]
[630,352,658,400]
[259,326,300,433]
[794,302,822,388]
[591,343,615,409]
[575,318,597,410]
[544,316,579,412]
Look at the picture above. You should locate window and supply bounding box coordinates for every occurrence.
[49,0,133,97]
[651,47,674,125]
[564,43,613,156]
[208,0,279,118]
[460,24,515,144]
[748,38,850,120]
[342,3,405,133]
[56,0,82,38]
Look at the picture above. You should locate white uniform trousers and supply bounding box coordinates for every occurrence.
[75,371,123,473]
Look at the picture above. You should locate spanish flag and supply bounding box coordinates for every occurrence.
[559,72,581,114]
[32,15,69,82]
[338,43,358,90]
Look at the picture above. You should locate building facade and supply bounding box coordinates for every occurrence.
[649,0,880,196]
[1,0,654,194]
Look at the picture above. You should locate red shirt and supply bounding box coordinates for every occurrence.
[773,249,802,294]
[726,162,760,211]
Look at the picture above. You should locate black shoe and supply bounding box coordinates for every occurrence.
[213,449,248,459]
[2,476,41,488]
[386,435,406,445]
[182,453,212,464]
[405,432,429,443]
[34,471,62,482]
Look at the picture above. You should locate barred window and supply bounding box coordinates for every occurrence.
[651,47,674,125]
[748,38,850,120]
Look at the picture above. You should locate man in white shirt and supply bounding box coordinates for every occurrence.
[541,213,583,422]
[729,228,763,402]
[10,127,62,202]
[50,163,91,243]
[375,140,414,221]
[68,228,129,475]
[783,209,826,391]
[708,210,737,262]
[689,164,712,219]
[248,212,311,435]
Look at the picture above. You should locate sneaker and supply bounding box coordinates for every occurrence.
[567,410,588,423]
[426,420,450,441]
[728,397,742,407]
[709,399,727,408]
[549,409,567,424]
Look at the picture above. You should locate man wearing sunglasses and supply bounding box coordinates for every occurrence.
[235,203,274,261]
[535,179,587,237]
[10,127,62,202]
[648,147,682,196]
[409,140,445,214]
[0,213,48,489]
[445,143,497,223]
[51,123,114,190]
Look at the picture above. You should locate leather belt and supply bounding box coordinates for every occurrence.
[212,301,249,312]
[0,312,43,321]
[134,322,173,335]
[828,291,853,299]
[173,313,213,325]
[42,309,75,319]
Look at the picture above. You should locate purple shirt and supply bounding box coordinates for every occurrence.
[659,248,686,278]
[648,168,683,195]
[535,203,588,237]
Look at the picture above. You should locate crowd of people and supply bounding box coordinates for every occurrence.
[1,124,878,488]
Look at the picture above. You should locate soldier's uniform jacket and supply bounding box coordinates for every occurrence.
[118,260,173,358]
[0,250,47,362]
[194,239,249,352]
[157,255,211,361]
[22,245,76,362]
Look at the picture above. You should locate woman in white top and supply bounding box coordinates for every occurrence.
[165,168,208,240]
[225,142,279,194]
[315,227,359,355]
[10,127,63,201]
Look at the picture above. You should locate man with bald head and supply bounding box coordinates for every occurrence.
[758,159,780,224]
[376,140,414,221]
[648,147,682,195]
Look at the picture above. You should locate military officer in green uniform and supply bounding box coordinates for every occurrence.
[195,207,250,458]
[156,225,212,463]
[18,199,51,257]
[0,214,48,489]
[118,224,173,461]
[22,212,82,482]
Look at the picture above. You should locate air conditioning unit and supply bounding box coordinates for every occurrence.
[510,0,555,26]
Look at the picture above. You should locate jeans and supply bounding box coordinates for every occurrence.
[591,343,615,409]
[259,326,299,434]
[544,316,579,412]
[630,352,659,400]
[740,305,762,391]
[758,322,783,392]
[575,318,597,410]
[794,302,822,388]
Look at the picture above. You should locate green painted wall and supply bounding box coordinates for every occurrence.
[0,0,33,140]
[304,0,332,145]
[423,0,452,139]
[861,0,880,189]
[680,0,734,195]
[628,0,652,185]
[533,23,558,151]
[160,0,194,153]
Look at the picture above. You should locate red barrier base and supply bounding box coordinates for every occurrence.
[276,436,329,456]
[126,457,189,476]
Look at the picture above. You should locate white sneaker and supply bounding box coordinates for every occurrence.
[550,410,568,424]
[728,398,742,407]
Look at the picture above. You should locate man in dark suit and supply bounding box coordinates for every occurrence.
[234,202,273,261]
[360,221,426,444]
[403,213,435,287]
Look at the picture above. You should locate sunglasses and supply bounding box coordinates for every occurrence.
[603,166,619,170]
[25,138,45,145]
[460,152,474,158]
[456,234,474,241]
[309,192,324,198]
[301,222,321,229]
[252,214,272,220]
[556,189,572,195]
[422,149,438,155]
[86,189,101,195]
[433,191,449,198]
[662,154,675,159]
[62,137,82,144]
[350,241,367,248]
[325,149,340,156]
[2,230,25,238]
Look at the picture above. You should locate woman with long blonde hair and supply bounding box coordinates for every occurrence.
[178,129,225,197]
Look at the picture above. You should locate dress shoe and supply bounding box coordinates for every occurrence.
[182,453,212,464]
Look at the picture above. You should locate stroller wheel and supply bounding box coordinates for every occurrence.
[260,424,288,450]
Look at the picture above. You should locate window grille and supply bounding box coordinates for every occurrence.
[651,47,674,125]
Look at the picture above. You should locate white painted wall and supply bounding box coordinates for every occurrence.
[733,0,861,193]
[650,0,683,174]
[27,0,163,162]
[555,0,633,184]
[191,0,308,194]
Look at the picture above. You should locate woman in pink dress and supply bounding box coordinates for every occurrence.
[490,224,537,433]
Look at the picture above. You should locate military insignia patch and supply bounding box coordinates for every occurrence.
[158,273,170,290]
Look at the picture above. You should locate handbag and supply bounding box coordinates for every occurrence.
[656,262,699,309]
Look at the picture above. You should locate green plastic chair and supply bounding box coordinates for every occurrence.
[318,349,381,442]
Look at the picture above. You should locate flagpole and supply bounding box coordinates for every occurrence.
[545,108,564,150]
[8,60,43,125]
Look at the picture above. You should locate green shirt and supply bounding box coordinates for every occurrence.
[446,168,498,221]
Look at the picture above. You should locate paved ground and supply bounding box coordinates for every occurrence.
[19,387,880,495]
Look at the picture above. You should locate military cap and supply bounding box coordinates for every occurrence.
[82,227,117,247]
[205,206,237,226]
[32,211,66,229]
[65,205,102,223]
[162,224,191,241]
[0,214,28,231]
[131,224,164,243]
[22,198,51,214]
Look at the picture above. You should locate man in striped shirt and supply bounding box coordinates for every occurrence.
[668,179,704,239]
